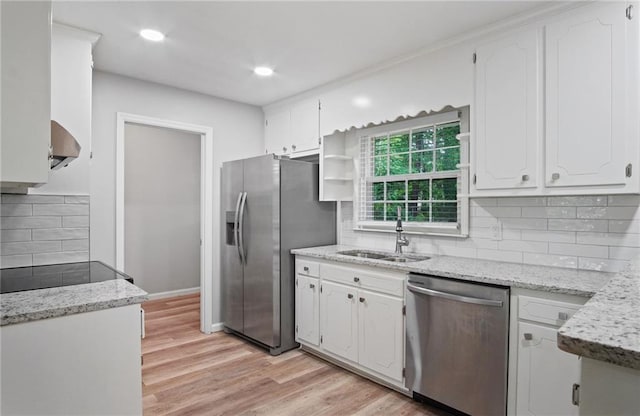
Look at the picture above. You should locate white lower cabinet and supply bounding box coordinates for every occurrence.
[511,290,586,416]
[295,256,405,389]
[320,280,358,362]
[295,274,320,346]
[516,322,580,416]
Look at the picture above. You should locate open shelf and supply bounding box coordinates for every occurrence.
[324,154,353,161]
[324,176,353,181]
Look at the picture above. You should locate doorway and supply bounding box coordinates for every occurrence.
[116,113,214,333]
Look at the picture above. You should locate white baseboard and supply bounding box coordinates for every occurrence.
[147,287,200,300]
[211,322,225,333]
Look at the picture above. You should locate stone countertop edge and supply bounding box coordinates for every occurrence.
[291,245,640,370]
[558,255,640,370]
[0,279,149,326]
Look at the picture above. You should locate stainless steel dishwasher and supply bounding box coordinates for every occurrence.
[405,273,509,416]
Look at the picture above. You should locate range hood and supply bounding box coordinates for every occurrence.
[50,120,81,170]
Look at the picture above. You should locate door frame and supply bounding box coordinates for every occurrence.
[115,112,214,334]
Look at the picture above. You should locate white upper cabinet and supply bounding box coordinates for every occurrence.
[264,99,320,157]
[474,29,541,191]
[1,1,51,188]
[545,2,630,188]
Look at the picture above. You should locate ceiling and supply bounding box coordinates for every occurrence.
[53,1,547,107]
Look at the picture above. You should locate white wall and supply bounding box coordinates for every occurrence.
[33,24,96,195]
[91,71,264,323]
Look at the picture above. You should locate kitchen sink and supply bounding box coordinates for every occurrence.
[337,250,430,263]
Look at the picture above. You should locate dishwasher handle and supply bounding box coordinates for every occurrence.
[407,282,504,307]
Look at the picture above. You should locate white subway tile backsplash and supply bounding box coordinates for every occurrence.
[33,204,89,216]
[549,243,608,258]
[1,194,65,204]
[497,197,546,207]
[578,257,628,273]
[471,198,498,207]
[523,253,578,269]
[1,241,61,255]
[498,240,548,253]
[577,206,639,220]
[439,245,477,258]
[62,239,89,251]
[33,251,89,266]
[521,207,576,218]
[1,230,31,242]
[62,216,89,228]
[609,220,640,234]
[64,196,90,204]
[501,218,547,230]
[577,232,640,247]
[547,196,607,206]
[469,216,499,227]
[520,230,576,243]
[477,249,523,263]
[607,195,640,206]
[1,204,33,217]
[0,194,89,267]
[0,254,33,268]
[1,216,62,230]
[456,238,498,250]
[502,229,522,240]
[548,219,608,232]
[473,206,521,218]
[32,228,89,241]
[609,246,640,260]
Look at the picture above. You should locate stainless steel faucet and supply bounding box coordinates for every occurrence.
[395,206,409,255]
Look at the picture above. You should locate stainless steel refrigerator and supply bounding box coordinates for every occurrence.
[221,154,336,355]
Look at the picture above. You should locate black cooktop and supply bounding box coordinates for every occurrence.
[0,261,134,294]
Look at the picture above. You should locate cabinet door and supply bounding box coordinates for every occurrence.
[264,109,291,155]
[295,274,319,346]
[290,99,320,154]
[474,29,541,191]
[320,280,358,363]
[516,321,580,416]
[545,3,628,187]
[357,290,403,382]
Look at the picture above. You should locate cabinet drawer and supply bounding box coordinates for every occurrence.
[296,259,320,277]
[320,263,404,297]
[518,295,584,327]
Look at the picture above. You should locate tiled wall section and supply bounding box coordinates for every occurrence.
[340,195,640,273]
[0,194,89,268]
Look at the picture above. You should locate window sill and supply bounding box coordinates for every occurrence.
[353,222,467,238]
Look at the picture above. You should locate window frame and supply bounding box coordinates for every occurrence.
[354,108,470,237]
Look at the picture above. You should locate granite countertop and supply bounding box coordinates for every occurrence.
[291,245,610,297]
[0,279,148,326]
[558,256,640,370]
[292,245,640,370]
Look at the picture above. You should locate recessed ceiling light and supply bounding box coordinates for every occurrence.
[140,29,165,42]
[353,96,372,108]
[254,66,274,77]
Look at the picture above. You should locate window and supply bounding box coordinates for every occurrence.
[357,109,469,236]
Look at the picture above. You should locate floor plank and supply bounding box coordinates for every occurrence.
[142,294,449,416]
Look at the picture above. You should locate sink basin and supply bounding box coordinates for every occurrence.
[337,250,430,263]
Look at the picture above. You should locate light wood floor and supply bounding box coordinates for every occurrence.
[142,293,449,416]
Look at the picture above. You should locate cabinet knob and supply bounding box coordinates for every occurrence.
[522,174,529,182]
[558,312,569,321]
[359,297,365,303]
[292,144,297,151]
[282,146,287,153]
[309,283,315,289]
[303,266,309,272]
[347,293,353,299]
[523,333,533,341]
[551,172,560,181]
[353,277,360,283]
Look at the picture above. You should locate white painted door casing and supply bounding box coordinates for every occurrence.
[516,322,580,416]
[545,2,629,188]
[474,28,541,191]
[320,280,358,363]
[357,289,404,382]
[295,274,320,346]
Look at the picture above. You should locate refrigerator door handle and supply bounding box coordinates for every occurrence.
[234,192,243,263]
[238,192,248,264]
